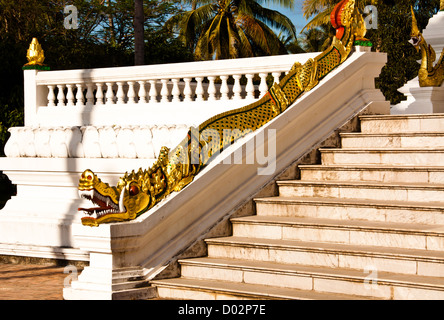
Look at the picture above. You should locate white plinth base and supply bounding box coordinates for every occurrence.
[0,157,152,262]
[391,11,444,115]
[63,258,157,300]
[391,79,444,114]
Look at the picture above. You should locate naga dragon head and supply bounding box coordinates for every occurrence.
[78,144,197,227]
[409,6,424,52]
[78,169,154,226]
[78,146,174,226]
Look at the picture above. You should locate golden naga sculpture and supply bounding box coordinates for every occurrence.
[409,7,444,87]
[79,0,369,227]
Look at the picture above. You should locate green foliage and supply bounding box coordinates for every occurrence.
[144,30,195,64]
[367,0,440,104]
[299,25,332,52]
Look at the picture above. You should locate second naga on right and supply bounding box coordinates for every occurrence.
[410,6,444,87]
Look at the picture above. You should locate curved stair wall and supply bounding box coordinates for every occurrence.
[63,51,389,299]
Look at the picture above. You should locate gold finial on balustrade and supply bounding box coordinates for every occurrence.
[23,38,50,71]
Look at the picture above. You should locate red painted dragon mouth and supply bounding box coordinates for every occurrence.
[78,188,122,221]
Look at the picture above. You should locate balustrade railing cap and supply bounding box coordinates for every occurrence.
[33,53,318,85]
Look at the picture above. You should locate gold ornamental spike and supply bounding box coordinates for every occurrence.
[23,38,47,69]
[410,6,420,37]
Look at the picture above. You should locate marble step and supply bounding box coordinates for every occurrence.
[254,196,444,225]
[319,148,444,166]
[205,236,444,277]
[64,284,156,300]
[298,165,444,184]
[177,257,444,300]
[230,216,444,251]
[276,180,444,204]
[359,114,444,134]
[340,132,444,149]
[152,277,377,300]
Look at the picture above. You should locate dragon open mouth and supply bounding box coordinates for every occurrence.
[78,188,125,222]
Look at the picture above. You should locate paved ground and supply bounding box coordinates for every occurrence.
[0,263,79,300]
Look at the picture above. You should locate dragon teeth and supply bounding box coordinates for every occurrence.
[79,188,121,219]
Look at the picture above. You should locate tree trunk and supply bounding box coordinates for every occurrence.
[107,0,116,46]
[134,0,144,65]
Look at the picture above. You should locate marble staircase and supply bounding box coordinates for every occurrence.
[151,114,444,300]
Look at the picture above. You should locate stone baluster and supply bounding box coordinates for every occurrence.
[171,78,181,102]
[232,74,242,100]
[138,81,147,104]
[259,73,268,97]
[66,84,75,106]
[183,78,192,102]
[220,75,229,100]
[96,82,104,105]
[47,85,56,107]
[116,82,125,104]
[105,82,115,105]
[246,74,255,99]
[195,77,204,102]
[56,84,65,107]
[127,81,136,104]
[85,83,95,107]
[148,80,158,103]
[160,79,169,103]
[76,84,85,107]
[207,76,217,101]
[272,72,281,85]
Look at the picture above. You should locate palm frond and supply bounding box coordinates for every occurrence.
[301,9,332,32]
[166,3,217,49]
[302,0,337,19]
[236,25,255,57]
[242,0,297,40]
[237,14,286,55]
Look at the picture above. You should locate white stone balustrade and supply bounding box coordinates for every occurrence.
[24,53,318,128]
[4,125,189,159]
[12,53,318,158]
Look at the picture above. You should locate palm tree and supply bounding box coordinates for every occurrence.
[134,0,144,65]
[279,33,306,54]
[300,25,331,52]
[166,0,297,60]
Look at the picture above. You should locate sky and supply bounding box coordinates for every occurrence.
[265,0,309,33]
